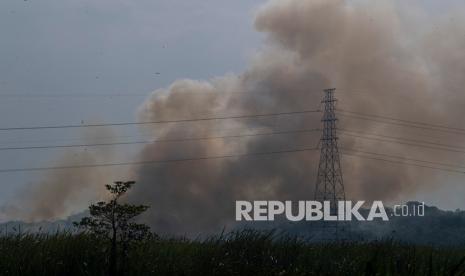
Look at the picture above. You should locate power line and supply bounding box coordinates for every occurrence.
[340,129,465,149]
[0,125,269,146]
[339,130,465,154]
[338,109,465,134]
[0,109,321,131]
[0,128,321,151]
[338,113,465,136]
[0,133,141,146]
[0,146,319,173]
[342,151,465,175]
[0,93,150,98]
[341,147,465,170]
[0,90,328,98]
[335,89,423,98]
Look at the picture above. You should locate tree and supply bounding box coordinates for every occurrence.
[74,181,151,276]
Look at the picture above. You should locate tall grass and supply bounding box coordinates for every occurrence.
[1,229,465,275]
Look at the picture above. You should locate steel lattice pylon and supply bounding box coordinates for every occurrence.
[314,88,346,238]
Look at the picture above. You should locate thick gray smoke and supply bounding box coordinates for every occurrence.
[5,0,465,233]
[1,127,123,222]
[127,0,465,235]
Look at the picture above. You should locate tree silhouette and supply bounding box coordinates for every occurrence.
[74,181,150,276]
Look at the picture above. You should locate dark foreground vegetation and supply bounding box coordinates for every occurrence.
[1,230,465,276]
[3,182,465,275]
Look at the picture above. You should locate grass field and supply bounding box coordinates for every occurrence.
[1,229,465,275]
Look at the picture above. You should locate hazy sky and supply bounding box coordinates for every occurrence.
[0,0,264,206]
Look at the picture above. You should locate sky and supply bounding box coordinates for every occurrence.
[0,0,264,206]
[2,0,465,222]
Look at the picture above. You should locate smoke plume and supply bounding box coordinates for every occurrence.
[1,127,123,222]
[5,0,465,234]
[126,0,465,235]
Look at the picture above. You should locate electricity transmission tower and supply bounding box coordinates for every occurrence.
[314,88,346,238]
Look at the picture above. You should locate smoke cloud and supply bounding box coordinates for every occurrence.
[5,0,465,234]
[127,0,465,235]
[1,127,123,222]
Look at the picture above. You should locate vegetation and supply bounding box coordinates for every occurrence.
[1,229,465,275]
[2,184,465,275]
[74,181,151,275]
